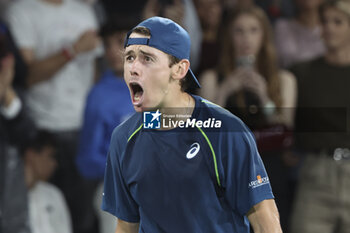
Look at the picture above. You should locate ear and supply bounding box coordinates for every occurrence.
[171,59,190,81]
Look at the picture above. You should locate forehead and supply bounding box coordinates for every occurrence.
[124,44,163,55]
[125,32,169,58]
[233,13,260,26]
[322,6,350,19]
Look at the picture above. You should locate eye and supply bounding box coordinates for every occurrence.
[250,26,260,34]
[233,27,244,35]
[125,55,134,62]
[144,56,153,62]
[334,18,343,26]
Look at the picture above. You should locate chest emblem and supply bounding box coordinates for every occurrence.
[186,142,200,159]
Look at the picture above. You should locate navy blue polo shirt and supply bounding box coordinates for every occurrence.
[102,95,274,233]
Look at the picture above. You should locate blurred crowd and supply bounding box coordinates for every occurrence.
[1,0,350,233]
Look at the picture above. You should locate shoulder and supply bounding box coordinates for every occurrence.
[110,112,143,145]
[36,182,65,198]
[84,83,106,112]
[290,56,323,71]
[86,72,126,105]
[289,57,323,79]
[279,69,296,86]
[196,95,250,133]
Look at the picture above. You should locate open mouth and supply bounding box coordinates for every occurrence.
[129,82,144,106]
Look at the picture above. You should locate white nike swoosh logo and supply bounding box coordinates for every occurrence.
[186,142,200,159]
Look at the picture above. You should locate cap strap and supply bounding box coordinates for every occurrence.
[126,38,150,47]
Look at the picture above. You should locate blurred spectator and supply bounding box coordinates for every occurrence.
[193,0,224,76]
[76,20,134,233]
[142,0,202,71]
[290,0,350,232]
[22,130,72,233]
[0,34,33,233]
[6,0,102,232]
[275,0,326,68]
[199,6,297,232]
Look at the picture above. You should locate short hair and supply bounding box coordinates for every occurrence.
[130,26,190,92]
[0,33,10,61]
[20,130,57,155]
[99,19,136,41]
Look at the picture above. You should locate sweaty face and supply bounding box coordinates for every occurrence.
[124,33,173,112]
[231,13,263,58]
[321,7,350,51]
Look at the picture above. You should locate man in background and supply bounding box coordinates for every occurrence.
[22,130,72,233]
[76,19,134,233]
[6,0,102,232]
[291,0,350,232]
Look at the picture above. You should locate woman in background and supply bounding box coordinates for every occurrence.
[199,6,297,232]
[274,0,325,68]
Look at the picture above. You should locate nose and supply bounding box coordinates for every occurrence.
[129,57,141,77]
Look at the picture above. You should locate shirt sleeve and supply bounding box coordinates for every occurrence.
[101,130,140,222]
[223,127,274,216]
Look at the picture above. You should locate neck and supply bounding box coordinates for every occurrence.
[159,92,194,130]
[296,9,320,28]
[24,165,38,189]
[325,45,350,66]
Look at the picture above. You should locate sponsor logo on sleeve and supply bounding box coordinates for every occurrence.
[248,175,270,189]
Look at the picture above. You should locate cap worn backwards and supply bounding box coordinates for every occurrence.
[124,16,201,88]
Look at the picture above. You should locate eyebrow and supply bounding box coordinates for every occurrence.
[124,50,134,58]
[139,50,157,60]
[123,49,157,60]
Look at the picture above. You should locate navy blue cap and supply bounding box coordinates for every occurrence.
[124,16,200,88]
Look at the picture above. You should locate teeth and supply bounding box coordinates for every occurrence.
[134,92,141,101]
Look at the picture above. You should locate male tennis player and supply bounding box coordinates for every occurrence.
[102,16,282,233]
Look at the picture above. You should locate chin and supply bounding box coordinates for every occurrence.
[134,107,143,113]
